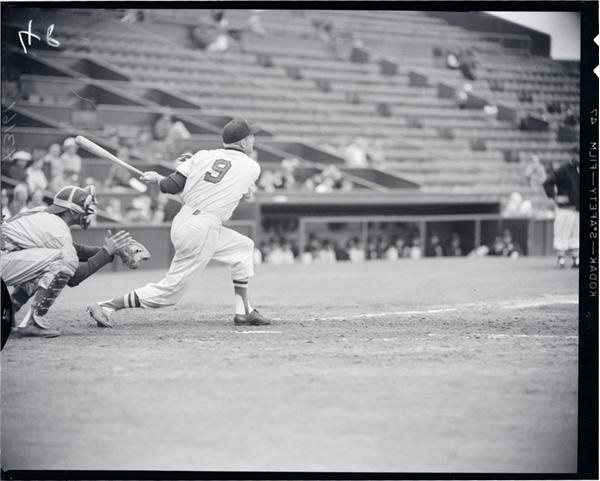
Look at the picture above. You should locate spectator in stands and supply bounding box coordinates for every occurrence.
[27,188,48,209]
[120,9,144,23]
[365,236,379,260]
[456,83,473,109]
[61,137,82,185]
[426,231,444,257]
[316,240,337,264]
[6,150,32,183]
[281,157,300,189]
[248,10,267,36]
[105,198,124,221]
[563,106,579,128]
[366,138,386,168]
[125,196,153,223]
[347,237,366,262]
[503,192,533,218]
[458,48,478,81]
[384,238,400,261]
[266,240,295,265]
[153,113,191,158]
[258,171,278,192]
[26,155,48,195]
[409,238,423,259]
[42,143,65,192]
[490,235,505,256]
[1,189,11,220]
[501,229,522,258]
[445,49,460,69]
[524,154,547,188]
[8,183,29,216]
[449,233,462,257]
[210,9,228,28]
[343,137,369,167]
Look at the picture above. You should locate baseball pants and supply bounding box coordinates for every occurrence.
[134,206,255,308]
[553,207,579,254]
[1,248,66,288]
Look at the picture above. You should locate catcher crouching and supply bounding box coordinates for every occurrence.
[0,185,150,338]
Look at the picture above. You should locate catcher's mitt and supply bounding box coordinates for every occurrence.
[117,240,151,269]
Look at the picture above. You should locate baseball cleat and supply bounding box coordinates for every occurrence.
[233,309,272,326]
[13,323,61,338]
[87,303,113,328]
[572,258,579,268]
[557,256,566,269]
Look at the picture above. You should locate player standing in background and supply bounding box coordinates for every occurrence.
[542,146,580,268]
[87,118,271,326]
[1,186,134,337]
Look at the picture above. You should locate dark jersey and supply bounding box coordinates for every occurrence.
[542,162,580,211]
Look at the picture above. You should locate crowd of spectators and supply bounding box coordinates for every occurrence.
[1,137,85,219]
[321,137,387,168]
[256,160,354,193]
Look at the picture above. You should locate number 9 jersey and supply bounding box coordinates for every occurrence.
[175,146,261,222]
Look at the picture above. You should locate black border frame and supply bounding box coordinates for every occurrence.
[1,1,597,479]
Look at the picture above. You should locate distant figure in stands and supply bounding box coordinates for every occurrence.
[343,137,368,167]
[152,113,191,158]
[426,231,444,257]
[500,229,522,258]
[449,233,462,257]
[524,154,547,189]
[43,143,65,192]
[543,146,580,268]
[27,189,48,210]
[562,106,579,128]
[248,10,266,36]
[26,156,48,195]
[366,138,386,168]
[458,48,477,81]
[8,183,29,217]
[61,138,82,186]
[6,151,32,183]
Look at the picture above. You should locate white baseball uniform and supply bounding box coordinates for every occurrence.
[553,207,579,253]
[1,209,79,288]
[133,146,260,308]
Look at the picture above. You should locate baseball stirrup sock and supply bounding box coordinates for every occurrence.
[233,279,251,315]
[100,291,140,311]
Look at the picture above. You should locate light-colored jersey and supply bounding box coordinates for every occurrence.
[1,208,78,269]
[176,147,260,222]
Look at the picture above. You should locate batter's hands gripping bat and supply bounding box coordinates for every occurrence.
[75,136,144,177]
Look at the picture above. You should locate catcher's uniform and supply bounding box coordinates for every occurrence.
[0,209,79,288]
[133,146,260,308]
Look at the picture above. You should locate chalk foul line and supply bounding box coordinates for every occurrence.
[300,294,578,322]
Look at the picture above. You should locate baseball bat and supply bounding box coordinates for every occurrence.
[75,135,144,177]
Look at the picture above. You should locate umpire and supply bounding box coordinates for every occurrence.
[543,146,580,268]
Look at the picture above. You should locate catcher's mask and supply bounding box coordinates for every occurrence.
[46,185,97,229]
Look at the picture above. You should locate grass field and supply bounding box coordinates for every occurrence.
[1,256,579,473]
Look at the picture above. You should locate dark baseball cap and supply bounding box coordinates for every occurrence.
[222,118,260,144]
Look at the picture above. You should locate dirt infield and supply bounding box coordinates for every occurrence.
[2,257,578,473]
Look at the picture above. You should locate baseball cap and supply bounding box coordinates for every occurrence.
[46,185,96,215]
[11,150,32,162]
[222,118,260,144]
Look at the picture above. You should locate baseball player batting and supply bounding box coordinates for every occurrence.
[87,118,271,326]
[542,145,580,268]
[0,185,148,337]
